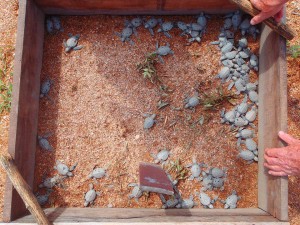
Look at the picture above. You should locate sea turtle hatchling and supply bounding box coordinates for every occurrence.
[151,149,170,164]
[160,194,180,209]
[198,192,218,209]
[38,133,53,151]
[243,106,257,123]
[88,167,107,179]
[236,128,255,140]
[144,18,159,36]
[144,114,156,129]
[248,91,259,104]
[186,157,206,181]
[220,108,236,124]
[179,195,197,209]
[216,67,230,83]
[54,160,78,177]
[63,34,83,53]
[239,18,251,35]
[154,42,174,64]
[128,183,143,202]
[238,138,258,154]
[197,12,208,27]
[232,11,242,31]
[36,190,52,206]
[220,190,241,209]
[115,27,134,45]
[40,78,53,100]
[238,149,258,163]
[125,17,142,35]
[184,94,200,109]
[39,175,62,189]
[157,21,174,38]
[84,183,100,207]
[201,174,213,191]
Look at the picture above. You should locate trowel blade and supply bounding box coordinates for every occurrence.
[139,162,174,195]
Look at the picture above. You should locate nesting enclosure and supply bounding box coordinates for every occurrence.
[4,0,288,224]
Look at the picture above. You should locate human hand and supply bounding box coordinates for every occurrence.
[264,131,300,176]
[249,0,289,25]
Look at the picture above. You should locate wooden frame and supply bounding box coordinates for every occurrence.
[3,0,288,224]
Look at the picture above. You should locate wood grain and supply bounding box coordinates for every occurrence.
[3,0,44,222]
[34,0,237,14]
[13,208,286,223]
[0,155,52,225]
[258,24,288,221]
[229,0,295,40]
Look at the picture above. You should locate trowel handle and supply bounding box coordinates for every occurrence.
[229,0,295,40]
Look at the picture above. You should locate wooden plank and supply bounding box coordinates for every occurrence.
[12,208,287,223]
[3,0,44,222]
[258,24,288,221]
[163,0,237,13]
[0,155,52,225]
[34,0,237,14]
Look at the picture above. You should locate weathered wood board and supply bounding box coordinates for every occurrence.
[34,0,237,14]
[3,0,44,222]
[258,24,288,221]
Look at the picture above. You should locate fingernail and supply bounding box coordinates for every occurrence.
[250,19,255,25]
[278,130,284,135]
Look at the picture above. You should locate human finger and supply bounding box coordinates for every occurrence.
[264,155,281,165]
[274,8,284,23]
[265,147,287,158]
[250,11,275,25]
[278,131,300,145]
[268,170,287,176]
[264,162,283,172]
[249,0,264,10]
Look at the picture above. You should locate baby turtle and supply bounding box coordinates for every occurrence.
[154,42,174,64]
[39,175,62,189]
[244,106,257,123]
[115,27,134,45]
[216,67,230,83]
[197,12,208,27]
[235,100,249,117]
[36,190,52,206]
[238,149,258,163]
[232,11,242,31]
[38,133,53,151]
[144,114,156,129]
[177,21,189,35]
[125,17,142,35]
[180,195,197,209]
[144,18,159,36]
[221,190,241,209]
[157,21,173,38]
[239,18,251,35]
[54,160,77,177]
[223,18,232,30]
[46,18,54,34]
[84,183,100,207]
[236,128,254,140]
[88,167,107,179]
[186,157,206,181]
[151,149,170,164]
[40,78,53,100]
[160,194,180,209]
[184,94,200,109]
[198,192,217,209]
[220,108,236,124]
[51,16,63,32]
[201,175,213,191]
[128,183,143,202]
[63,34,83,53]
[248,91,259,104]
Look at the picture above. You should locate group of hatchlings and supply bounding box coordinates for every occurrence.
[38,11,259,209]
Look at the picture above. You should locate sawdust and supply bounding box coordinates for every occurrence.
[35,15,258,209]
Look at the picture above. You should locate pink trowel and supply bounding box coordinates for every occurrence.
[139,162,174,195]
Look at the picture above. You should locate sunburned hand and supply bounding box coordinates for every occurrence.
[264,131,300,176]
[249,0,289,25]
